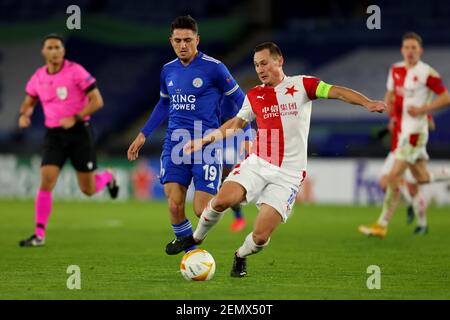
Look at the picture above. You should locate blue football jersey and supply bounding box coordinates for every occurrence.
[160,52,241,137]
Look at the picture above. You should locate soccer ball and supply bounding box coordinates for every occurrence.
[180,249,216,281]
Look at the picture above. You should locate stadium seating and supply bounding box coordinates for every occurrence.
[1,0,450,158]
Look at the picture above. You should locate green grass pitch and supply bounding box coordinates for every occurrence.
[1,199,449,299]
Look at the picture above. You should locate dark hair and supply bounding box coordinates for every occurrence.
[402,32,423,46]
[171,15,198,34]
[42,33,65,47]
[254,42,283,58]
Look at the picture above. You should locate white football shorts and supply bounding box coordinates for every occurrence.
[224,154,304,222]
[381,151,416,183]
[395,132,429,165]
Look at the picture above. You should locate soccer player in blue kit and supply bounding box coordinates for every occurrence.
[127,15,250,253]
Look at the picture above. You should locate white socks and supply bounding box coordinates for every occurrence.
[400,184,413,204]
[412,191,427,227]
[193,199,224,241]
[377,186,401,227]
[236,232,270,258]
[400,184,427,226]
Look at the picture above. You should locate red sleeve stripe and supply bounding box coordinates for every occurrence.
[426,75,446,95]
[302,77,321,100]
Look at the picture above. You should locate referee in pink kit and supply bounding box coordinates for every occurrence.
[18,34,119,247]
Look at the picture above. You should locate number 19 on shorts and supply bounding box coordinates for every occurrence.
[203,164,218,181]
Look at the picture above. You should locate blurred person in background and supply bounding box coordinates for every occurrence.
[359,32,450,238]
[378,105,435,231]
[131,159,156,200]
[18,34,119,247]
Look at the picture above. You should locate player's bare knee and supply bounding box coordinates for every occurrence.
[168,200,184,217]
[212,195,232,212]
[80,186,96,197]
[408,183,419,196]
[416,177,429,185]
[193,206,203,217]
[387,172,399,182]
[252,231,270,246]
[40,178,57,191]
[388,174,402,189]
[414,171,430,184]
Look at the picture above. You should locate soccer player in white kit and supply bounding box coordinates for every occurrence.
[379,110,434,232]
[359,32,450,238]
[166,42,385,277]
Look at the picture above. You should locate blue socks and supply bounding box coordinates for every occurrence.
[172,219,196,252]
[231,204,243,219]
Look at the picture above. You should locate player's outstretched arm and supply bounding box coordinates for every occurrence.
[328,85,386,113]
[127,97,170,161]
[408,90,450,117]
[184,116,248,154]
[18,95,38,129]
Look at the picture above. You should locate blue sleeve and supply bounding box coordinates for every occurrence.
[242,117,252,141]
[213,63,252,140]
[220,95,252,141]
[212,63,246,116]
[140,67,171,137]
[213,63,240,97]
[160,67,169,98]
[220,95,237,120]
[243,122,253,141]
[140,97,169,137]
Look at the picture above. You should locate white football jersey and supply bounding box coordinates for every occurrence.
[237,75,320,179]
[387,60,446,136]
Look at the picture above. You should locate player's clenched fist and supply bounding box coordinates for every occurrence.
[19,115,31,129]
[366,101,386,113]
[127,132,146,161]
[408,106,426,117]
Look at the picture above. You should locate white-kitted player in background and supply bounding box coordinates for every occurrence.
[359,32,450,239]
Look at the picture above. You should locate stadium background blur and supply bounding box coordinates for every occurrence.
[1,0,450,204]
